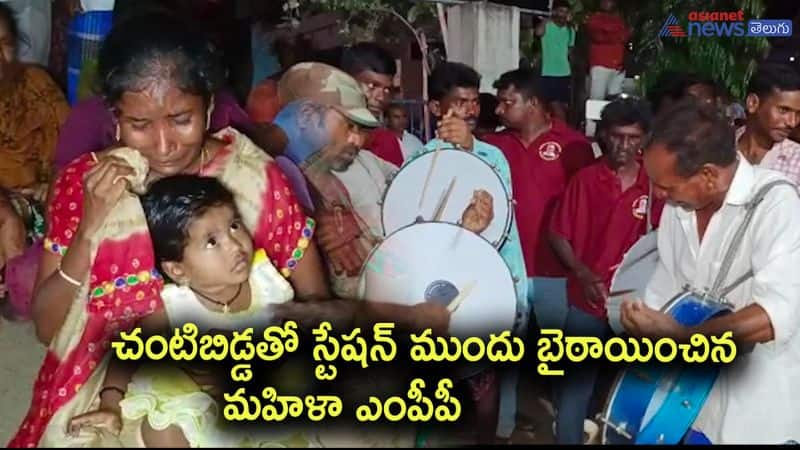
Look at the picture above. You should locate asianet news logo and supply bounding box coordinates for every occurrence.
[660,11,792,38]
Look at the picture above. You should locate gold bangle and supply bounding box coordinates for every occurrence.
[57,265,82,287]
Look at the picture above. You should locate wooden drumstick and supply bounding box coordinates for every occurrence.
[447,280,476,313]
[418,109,453,210]
[432,177,457,222]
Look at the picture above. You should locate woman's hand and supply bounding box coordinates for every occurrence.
[16,183,50,204]
[67,409,122,437]
[77,155,135,238]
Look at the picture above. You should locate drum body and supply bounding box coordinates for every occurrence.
[358,222,517,339]
[600,290,733,445]
[607,231,659,335]
[381,149,512,248]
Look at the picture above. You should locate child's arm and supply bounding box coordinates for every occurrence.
[68,308,170,437]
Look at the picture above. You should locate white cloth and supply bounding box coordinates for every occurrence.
[333,150,398,237]
[645,156,800,444]
[1,0,51,66]
[588,65,625,100]
[80,0,115,11]
[400,131,424,163]
[445,1,520,93]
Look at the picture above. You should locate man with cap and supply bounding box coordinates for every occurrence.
[270,62,504,446]
[273,61,495,300]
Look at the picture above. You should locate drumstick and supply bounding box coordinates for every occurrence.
[608,288,637,297]
[90,152,99,163]
[432,177,457,221]
[418,110,454,209]
[447,280,476,314]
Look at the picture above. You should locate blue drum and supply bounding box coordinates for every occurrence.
[598,289,733,445]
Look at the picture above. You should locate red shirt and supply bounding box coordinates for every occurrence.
[550,161,664,320]
[365,128,404,167]
[484,120,596,277]
[586,12,630,71]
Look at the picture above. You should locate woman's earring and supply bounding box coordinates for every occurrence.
[115,124,121,142]
[206,95,215,132]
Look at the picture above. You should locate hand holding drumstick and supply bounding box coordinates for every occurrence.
[461,190,494,234]
[437,107,474,150]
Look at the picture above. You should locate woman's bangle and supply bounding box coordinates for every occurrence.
[99,386,126,399]
[57,265,82,287]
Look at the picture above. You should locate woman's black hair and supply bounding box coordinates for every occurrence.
[0,3,19,43]
[141,175,237,279]
[98,11,226,107]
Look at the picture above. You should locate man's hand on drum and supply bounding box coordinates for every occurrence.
[437,109,474,150]
[575,265,608,306]
[461,190,494,234]
[620,300,687,341]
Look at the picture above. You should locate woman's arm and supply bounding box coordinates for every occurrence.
[33,156,135,345]
[287,239,331,301]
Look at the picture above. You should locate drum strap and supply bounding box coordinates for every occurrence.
[710,179,798,298]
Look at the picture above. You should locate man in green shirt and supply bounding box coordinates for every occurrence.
[536,0,576,122]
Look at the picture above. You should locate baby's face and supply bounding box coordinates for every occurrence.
[181,204,254,290]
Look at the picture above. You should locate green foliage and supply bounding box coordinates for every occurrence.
[285,0,437,44]
[519,0,769,100]
[625,0,769,100]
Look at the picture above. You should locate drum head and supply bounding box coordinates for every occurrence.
[607,231,659,335]
[358,222,517,339]
[381,149,512,248]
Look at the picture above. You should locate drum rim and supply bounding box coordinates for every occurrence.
[659,288,735,315]
[357,221,519,326]
[380,148,514,249]
[599,367,630,444]
[601,288,733,444]
[607,230,658,333]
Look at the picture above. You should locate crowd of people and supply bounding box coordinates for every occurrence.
[0,0,799,447]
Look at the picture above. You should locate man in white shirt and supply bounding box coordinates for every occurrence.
[736,63,800,185]
[621,99,800,444]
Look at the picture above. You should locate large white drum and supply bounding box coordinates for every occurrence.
[358,222,517,339]
[381,149,513,248]
[606,231,659,335]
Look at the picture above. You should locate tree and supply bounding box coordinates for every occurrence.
[626,0,769,100]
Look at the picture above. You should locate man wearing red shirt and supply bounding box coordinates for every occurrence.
[549,98,663,444]
[586,0,630,102]
[484,68,596,332]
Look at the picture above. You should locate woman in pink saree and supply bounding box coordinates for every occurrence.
[8,13,330,447]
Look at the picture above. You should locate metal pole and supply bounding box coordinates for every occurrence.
[371,6,432,142]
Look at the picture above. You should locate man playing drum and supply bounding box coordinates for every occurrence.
[271,63,520,444]
[273,62,497,301]
[548,98,663,444]
[621,99,800,444]
[403,61,529,443]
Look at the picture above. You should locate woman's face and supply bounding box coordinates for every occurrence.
[115,82,208,179]
[0,17,17,79]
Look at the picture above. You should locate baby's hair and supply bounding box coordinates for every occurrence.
[140,175,237,280]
